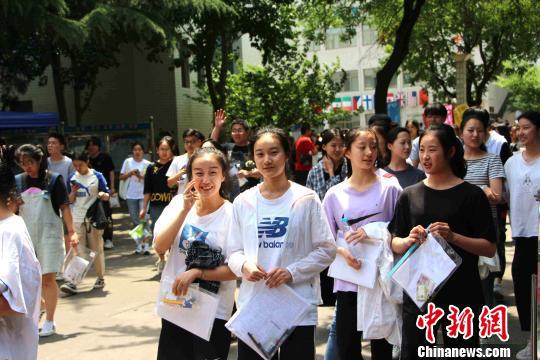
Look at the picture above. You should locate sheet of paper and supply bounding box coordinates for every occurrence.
[225,284,310,360]
[391,234,457,309]
[327,232,382,289]
[63,256,90,284]
[156,278,220,341]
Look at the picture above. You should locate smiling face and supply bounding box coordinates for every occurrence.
[461,118,486,150]
[190,153,225,199]
[345,131,378,172]
[517,117,540,148]
[253,133,288,180]
[322,137,345,163]
[419,133,452,175]
[388,131,412,161]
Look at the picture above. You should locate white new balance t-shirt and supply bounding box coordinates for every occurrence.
[256,187,293,272]
[154,196,235,320]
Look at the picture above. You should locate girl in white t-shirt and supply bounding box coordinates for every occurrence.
[504,111,540,359]
[119,142,151,253]
[153,147,237,360]
[227,127,336,360]
[0,150,42,360]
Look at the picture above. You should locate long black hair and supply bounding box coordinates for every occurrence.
[460,108,490,151]
[186,147,231,200]
[420,124,467,179]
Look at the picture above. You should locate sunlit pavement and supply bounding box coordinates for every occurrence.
[38,209,529,359]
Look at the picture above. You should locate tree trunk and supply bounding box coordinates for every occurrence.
[74,87,82,126]
[374,0,425,114]
[50,52,68,125]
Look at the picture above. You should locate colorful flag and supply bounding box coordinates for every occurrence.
[332,98,342,110]
[387,100,401,123]
[342,96,353,112]
[386,92,394,103]
[407,91,418,107]
[362,95,373,111]
[353,96,361,111]
[395,92,405,108]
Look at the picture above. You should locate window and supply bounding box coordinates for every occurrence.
[325,29,357,50]
[180,57,190,88]
[363,68,377,90]
[334,70,359,92]
[362,24,377,46]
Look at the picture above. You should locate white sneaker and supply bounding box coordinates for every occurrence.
[135,243,143,254]
[516,340,532,360]
[143,243,151,255]
[104,240,114,249]
[39,320,56,337]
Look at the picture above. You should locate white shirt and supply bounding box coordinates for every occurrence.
[486,131,507,157]
[48,156,75,187]
[120,157,151,200]
[256,187,293,271]
[68,169,109,224]
[0,215,42,360]
[166,154,189,195]
[505,152,540,237]
[154,196,235,320]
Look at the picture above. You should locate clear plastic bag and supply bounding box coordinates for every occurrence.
[160,283,200,309]
[62,246,96,286]
[389,233,462,311]
[109,194,120,208]
[129,221,152,243]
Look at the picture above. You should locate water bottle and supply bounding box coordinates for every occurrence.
[341,217,362,259]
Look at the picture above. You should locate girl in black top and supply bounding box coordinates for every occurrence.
[384,127,425,189]
[141,137,176,263]
[389,124,496,359]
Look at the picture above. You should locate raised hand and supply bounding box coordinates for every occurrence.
[214,109,227,128]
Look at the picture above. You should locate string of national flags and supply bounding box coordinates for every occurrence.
[330,89,429,112]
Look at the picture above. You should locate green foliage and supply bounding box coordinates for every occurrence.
[224,52,348,129]
[498,63,540,111]
[392,0,540,105]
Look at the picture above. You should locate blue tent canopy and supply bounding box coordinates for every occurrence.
[0,111,59,128]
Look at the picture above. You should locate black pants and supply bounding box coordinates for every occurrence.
[320,268,336,306]
[335,292,392,360]
[157,318,231,360]
[512,237,538,331]
[492,206,507,279]
[238,325,315,360]
[102,200,113,242]
[401,303,480,360]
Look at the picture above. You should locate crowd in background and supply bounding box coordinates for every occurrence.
[1,104,539,360]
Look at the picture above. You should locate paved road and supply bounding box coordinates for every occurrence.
[38,210,530,359]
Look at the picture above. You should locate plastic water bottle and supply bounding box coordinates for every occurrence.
[341,217,362,259]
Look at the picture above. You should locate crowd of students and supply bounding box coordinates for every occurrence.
[0,104,539,360]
